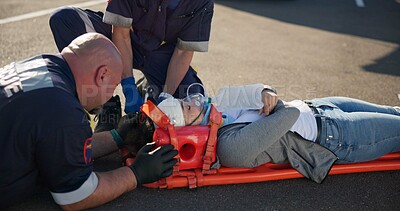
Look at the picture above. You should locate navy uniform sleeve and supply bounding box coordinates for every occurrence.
[35,91,96,205]
[103,0,134,28]
[176,0,214,52]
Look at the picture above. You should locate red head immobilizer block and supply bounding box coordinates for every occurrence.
[154,126,213,170]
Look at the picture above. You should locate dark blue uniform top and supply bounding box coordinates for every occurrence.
[103,0,214,52]
[0,55,94,207]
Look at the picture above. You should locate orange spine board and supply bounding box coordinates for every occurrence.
[144,152,400,189]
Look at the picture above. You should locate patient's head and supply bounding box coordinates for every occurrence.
[158,95,206,126]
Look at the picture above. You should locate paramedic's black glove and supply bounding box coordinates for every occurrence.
[129,142,178,185]
[114,112,155,152]
[111,113,139,148]
[116,112,138,140]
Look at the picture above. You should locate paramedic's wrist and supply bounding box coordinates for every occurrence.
[114,113,139,148]
[111,129,124,148]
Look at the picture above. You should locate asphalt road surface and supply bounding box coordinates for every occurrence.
[1,0,399,210]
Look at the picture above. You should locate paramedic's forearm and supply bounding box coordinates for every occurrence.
[163,48,194,95]
[112,26,133,79]
[60,167,137,210]
[92,131,118,159]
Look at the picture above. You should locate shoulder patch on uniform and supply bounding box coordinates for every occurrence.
[83,137,93,164]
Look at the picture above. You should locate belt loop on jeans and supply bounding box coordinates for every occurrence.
[307,104,322,143]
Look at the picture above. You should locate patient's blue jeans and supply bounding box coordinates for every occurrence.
[307,97,400,163]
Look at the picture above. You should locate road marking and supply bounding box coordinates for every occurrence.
[355,0,365,7]
[0,0,105,25]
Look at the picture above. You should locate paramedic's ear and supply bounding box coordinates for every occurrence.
[94,65,108,87]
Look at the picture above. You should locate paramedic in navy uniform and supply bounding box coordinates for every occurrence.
[0,33,177,209]
[49,0,214,116]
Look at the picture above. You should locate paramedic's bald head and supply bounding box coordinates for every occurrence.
[61,33,123,111]
[62,33,122,72]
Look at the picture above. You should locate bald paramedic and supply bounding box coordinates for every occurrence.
[0,33,177,209]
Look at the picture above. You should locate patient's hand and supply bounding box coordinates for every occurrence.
[259,90,278,116]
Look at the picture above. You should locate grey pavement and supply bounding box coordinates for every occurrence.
[1,0,400,210]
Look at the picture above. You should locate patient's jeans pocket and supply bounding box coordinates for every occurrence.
[321,118,349,160]
[325,118,340,143]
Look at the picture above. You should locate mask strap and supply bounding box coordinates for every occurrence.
[187,104,206,126]
[186,83,207,100]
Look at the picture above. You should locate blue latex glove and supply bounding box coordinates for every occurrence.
[121,77,144,113]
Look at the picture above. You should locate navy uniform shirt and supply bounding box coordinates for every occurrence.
[0,55,97,207]
[103,0,214,52]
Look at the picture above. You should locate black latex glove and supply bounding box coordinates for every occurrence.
[116,112,155,152]
[116,112,138,141]
[130,142,178,185]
